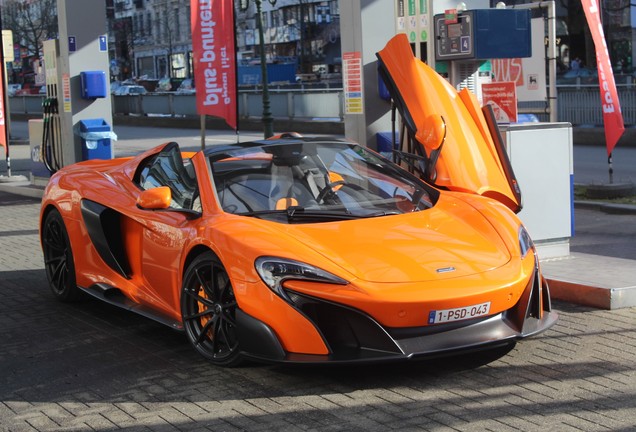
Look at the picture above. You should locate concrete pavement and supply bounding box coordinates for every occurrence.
[1,190,636,431]
[1,121,636,430]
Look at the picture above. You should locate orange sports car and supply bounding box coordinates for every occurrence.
[39,35,557,366]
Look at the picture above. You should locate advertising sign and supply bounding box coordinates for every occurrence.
[491,18,546,102]
[191,0,237,130]
[343,52,364,114]
[2,31,14,62]
[482,82,518,123]
[581,0,624,155]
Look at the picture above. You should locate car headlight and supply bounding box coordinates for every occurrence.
[255,257,348,300]
[519,225,534,258]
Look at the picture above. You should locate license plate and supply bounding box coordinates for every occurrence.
[428,302,491,324]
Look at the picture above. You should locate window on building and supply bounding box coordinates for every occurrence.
[330,0,339,16]
[271,9,281,27]
[138,57,154,78]
[174,8,180,41]
[171,53,186,78]
[137,13,144,36]
[157,56,168,78]
[186,5,191,35]
[283,7,297,24]
[147,13,152,36]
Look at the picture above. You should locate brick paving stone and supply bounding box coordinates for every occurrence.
[3,194,636,432]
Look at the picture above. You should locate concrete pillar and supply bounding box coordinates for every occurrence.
[339,1,396,149]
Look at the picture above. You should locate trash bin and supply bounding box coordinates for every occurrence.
[77,119,116,160]
[376,131,399,160]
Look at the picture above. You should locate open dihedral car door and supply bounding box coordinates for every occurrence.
[376,34,522,213]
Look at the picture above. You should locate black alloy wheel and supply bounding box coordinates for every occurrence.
[42,209,80,301]
[181,251,242,366]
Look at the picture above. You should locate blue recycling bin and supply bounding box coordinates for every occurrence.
[376,131,400,160]
[78,119,113,160]
[80,71,108,99]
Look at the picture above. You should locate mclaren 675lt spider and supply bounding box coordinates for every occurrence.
[40,34,557,366]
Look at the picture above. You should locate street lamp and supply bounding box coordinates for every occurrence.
[239,0,277,138]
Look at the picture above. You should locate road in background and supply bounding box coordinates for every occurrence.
[2,120,635,185]
[573,144,636,184]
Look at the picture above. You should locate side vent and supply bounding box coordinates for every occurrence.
[80,199,131,279]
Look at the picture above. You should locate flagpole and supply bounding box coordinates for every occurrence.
[200,114,205,150]
[232,0,240,143]
[0,7,10,177]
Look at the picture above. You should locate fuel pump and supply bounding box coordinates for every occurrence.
[433,8,532,99]
[31,0,113,183]
[40,39,63,175]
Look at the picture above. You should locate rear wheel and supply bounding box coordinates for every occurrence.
[42,209,80,301]
[181,252,242,366]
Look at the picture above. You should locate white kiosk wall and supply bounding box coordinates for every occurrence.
[503,122,574,259]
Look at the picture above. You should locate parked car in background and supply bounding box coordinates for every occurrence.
[557,67,598,85]
[15,84,43,96]
[113,85,147,95]
[110,81,122,94]
[156,77,173,92]
[176,78,195,94]
[7,83,22,96]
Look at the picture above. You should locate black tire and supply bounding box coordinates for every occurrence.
[42,209,81,302]
[181,251,242,366]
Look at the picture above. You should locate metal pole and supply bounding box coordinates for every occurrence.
[200,114,205,150]
[547,1,557,123]
[256,0,273,138]
[515,1,558,123]
[0,7,10,177]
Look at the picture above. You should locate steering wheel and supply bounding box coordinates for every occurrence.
[316,180,346,203]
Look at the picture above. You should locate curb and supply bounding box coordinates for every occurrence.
[546,276,636,310]
[574,200,636,215]
[0,182,44,199]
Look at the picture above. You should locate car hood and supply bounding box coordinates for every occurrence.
[280,195,511,283]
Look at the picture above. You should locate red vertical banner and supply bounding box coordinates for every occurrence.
[191,0,237,130]
[581,0,624,155]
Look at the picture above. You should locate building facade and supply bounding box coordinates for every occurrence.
[109,0,192,82]
[235,0,341,76]
[108,0,340,84]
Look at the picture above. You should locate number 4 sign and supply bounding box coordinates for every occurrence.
[460,36,470,53]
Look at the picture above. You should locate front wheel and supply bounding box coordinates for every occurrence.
[41,209,81,302]
[181,251,242,367]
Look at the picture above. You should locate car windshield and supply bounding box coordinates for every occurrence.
[209,141,437,223]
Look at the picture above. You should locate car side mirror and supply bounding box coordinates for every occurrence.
[137,186,172,210]
[416,114,446,151]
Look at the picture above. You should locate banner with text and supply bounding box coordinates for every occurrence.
[491,18,546,103]
[482,82,518,123]
[191,0,237,130]
[581,0,624,155]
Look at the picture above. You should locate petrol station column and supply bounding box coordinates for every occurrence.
[339,1,396,149]
[54,0,113,167]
